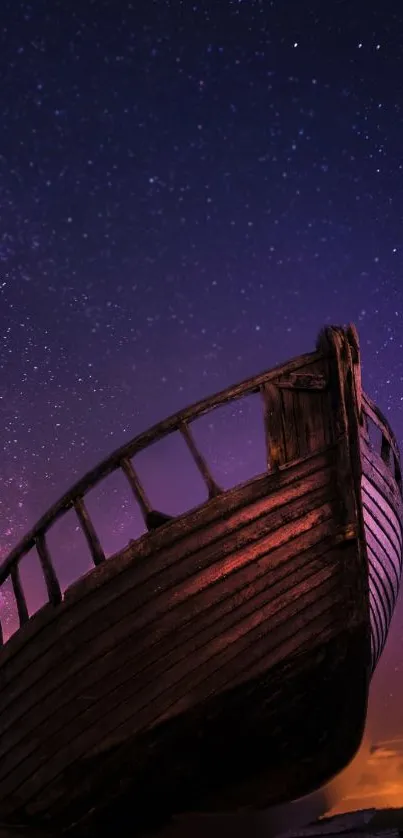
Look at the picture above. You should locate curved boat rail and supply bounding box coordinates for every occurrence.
[0,346,401,645]
[0,350,322,640]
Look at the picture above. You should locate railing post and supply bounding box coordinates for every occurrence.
[74,498,106,566]
[120,457,152,520]
[346,324,363,425]
[261,382,287,470]
[36,534,63,605]
[179,421,221,499]
[11,565,29,627]
[121,458,173,531]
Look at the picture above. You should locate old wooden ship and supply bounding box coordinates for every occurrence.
[0,324,402,837]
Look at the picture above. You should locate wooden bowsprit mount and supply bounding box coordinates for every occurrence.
[0,324,401,838]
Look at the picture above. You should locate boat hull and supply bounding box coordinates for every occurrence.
[361,437,403,669]
[0,448,369,835]
[67,626,368,838]
[0,324,401,837]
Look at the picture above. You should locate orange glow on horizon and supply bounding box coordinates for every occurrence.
[327,740,403,815]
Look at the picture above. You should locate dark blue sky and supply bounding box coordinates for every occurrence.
[1,0,403,739]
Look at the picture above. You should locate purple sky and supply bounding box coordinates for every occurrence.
[1,0,403,741]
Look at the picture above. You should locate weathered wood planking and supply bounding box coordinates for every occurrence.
[0,446,333,675]
[25,620,368,836]
[0,460,338,786]
[360,429,403,670]
[0,351,326,591]
[7,573,337,813]
[9,556,358,825]
[1,537,341,799]
[0,511,338,775]
[0,452,335,718]
[262,356,333,469]
[0,324,400,838]
[342,324,403,673]
[356,311,403,672]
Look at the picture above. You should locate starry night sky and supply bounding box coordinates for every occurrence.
[1,0,403,742]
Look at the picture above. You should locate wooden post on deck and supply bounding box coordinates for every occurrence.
[261,381,287,470]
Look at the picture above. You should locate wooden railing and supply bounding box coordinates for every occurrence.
[2,341,399,646]
[362,392,402,492]
[0,351,323,644]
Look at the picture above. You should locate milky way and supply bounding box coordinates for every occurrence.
[1,0,403,739]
